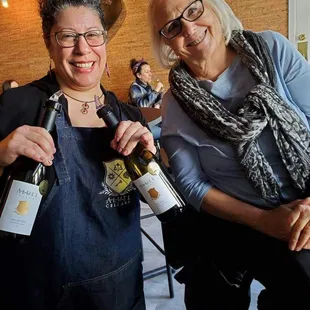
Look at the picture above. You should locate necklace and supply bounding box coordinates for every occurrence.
[62,91,104,114]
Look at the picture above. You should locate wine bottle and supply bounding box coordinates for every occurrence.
[96,100,186,223]
[0,90,62,236]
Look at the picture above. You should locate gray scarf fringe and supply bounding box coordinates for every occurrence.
[169,30,310,205]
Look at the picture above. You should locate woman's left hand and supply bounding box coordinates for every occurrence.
[110,120,156,155]
[283,197,310,251]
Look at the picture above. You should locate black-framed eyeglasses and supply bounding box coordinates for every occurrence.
[159,0,204,39]
[47,30,108,48]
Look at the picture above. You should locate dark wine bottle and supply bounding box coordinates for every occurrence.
[96,101,186,223]
[0,90,62,236]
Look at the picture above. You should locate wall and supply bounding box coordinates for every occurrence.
[0,0,288,100]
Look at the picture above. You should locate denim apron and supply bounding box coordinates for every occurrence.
[0,108,145,310]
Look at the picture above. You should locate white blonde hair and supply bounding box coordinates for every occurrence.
[148,0,243,69]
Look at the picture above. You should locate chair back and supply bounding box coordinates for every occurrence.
[139,107,162,128]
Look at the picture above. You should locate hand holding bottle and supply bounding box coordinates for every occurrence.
[155,81,164,93]
[96,101,186,223]
[0,125,56,168]
[0,92,61,237]
[110,120,156,156]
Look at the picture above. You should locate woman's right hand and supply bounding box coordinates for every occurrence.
[0,125,56,167]
[254,198,310,251]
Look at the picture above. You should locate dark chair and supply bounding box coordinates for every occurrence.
[138,107,171,168]
[138,107,162,128]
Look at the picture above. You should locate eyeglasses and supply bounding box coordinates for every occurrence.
[47,30,108,48]
[159,0,204,39]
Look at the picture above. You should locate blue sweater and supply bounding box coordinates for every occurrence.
[161,31,310,211]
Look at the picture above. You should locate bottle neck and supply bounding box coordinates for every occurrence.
[96,104,119,130]
[40,100,62,132]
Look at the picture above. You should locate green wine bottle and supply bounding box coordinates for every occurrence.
[0,91,62,236]
[96,102,186,223]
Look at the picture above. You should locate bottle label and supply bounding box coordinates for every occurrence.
[133,163,178,215]
[0,180,42,236]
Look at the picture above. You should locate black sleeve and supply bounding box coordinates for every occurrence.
[105,91,148,128]
[0,85,44,141]
[120,102,148,127]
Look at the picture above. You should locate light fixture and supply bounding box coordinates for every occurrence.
[2,0,9,8]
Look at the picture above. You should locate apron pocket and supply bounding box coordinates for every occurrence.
[56,250,144,310]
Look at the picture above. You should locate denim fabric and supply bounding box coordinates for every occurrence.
[56,250,145,310]
[129,79,163,108]
[0,108,145,310]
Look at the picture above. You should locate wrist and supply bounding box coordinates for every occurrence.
[251,208,267,231]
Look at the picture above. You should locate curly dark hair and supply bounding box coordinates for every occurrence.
[129,58,149,77]
[38,0,105,38]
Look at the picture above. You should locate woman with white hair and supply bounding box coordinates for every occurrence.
[149,0,310,309]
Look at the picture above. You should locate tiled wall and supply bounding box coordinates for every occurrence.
[0,0,287,100]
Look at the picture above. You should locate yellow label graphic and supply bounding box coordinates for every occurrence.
[15,201,29,216]
[104,159,132,194]
[148,188,159,200]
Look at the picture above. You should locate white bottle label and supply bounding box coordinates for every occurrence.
[133,163,178,215]
[0,180,42,236]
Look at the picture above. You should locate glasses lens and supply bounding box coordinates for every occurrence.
[56,31,77,47]
[184,0,204,21]
[85,30,106,46]
[161,20,182,39]
[159,0,204,39]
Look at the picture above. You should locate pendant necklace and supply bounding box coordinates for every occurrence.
[62,91,104,114]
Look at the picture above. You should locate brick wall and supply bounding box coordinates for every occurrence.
[0,0,288,100]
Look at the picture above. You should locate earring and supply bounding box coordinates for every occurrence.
[49,58,53,77]
[105,62,110,78]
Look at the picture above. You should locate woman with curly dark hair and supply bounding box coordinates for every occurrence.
[0,1,155,309]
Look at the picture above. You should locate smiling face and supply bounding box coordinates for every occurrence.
[47,6,106,91]
[154,0,225,65]
[137,64,152,84]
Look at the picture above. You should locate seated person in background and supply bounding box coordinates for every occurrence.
[129,58,164,108]
[2,79,19,92]
[129,58,164,139]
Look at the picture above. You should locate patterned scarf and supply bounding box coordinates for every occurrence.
[169,30,310,205]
